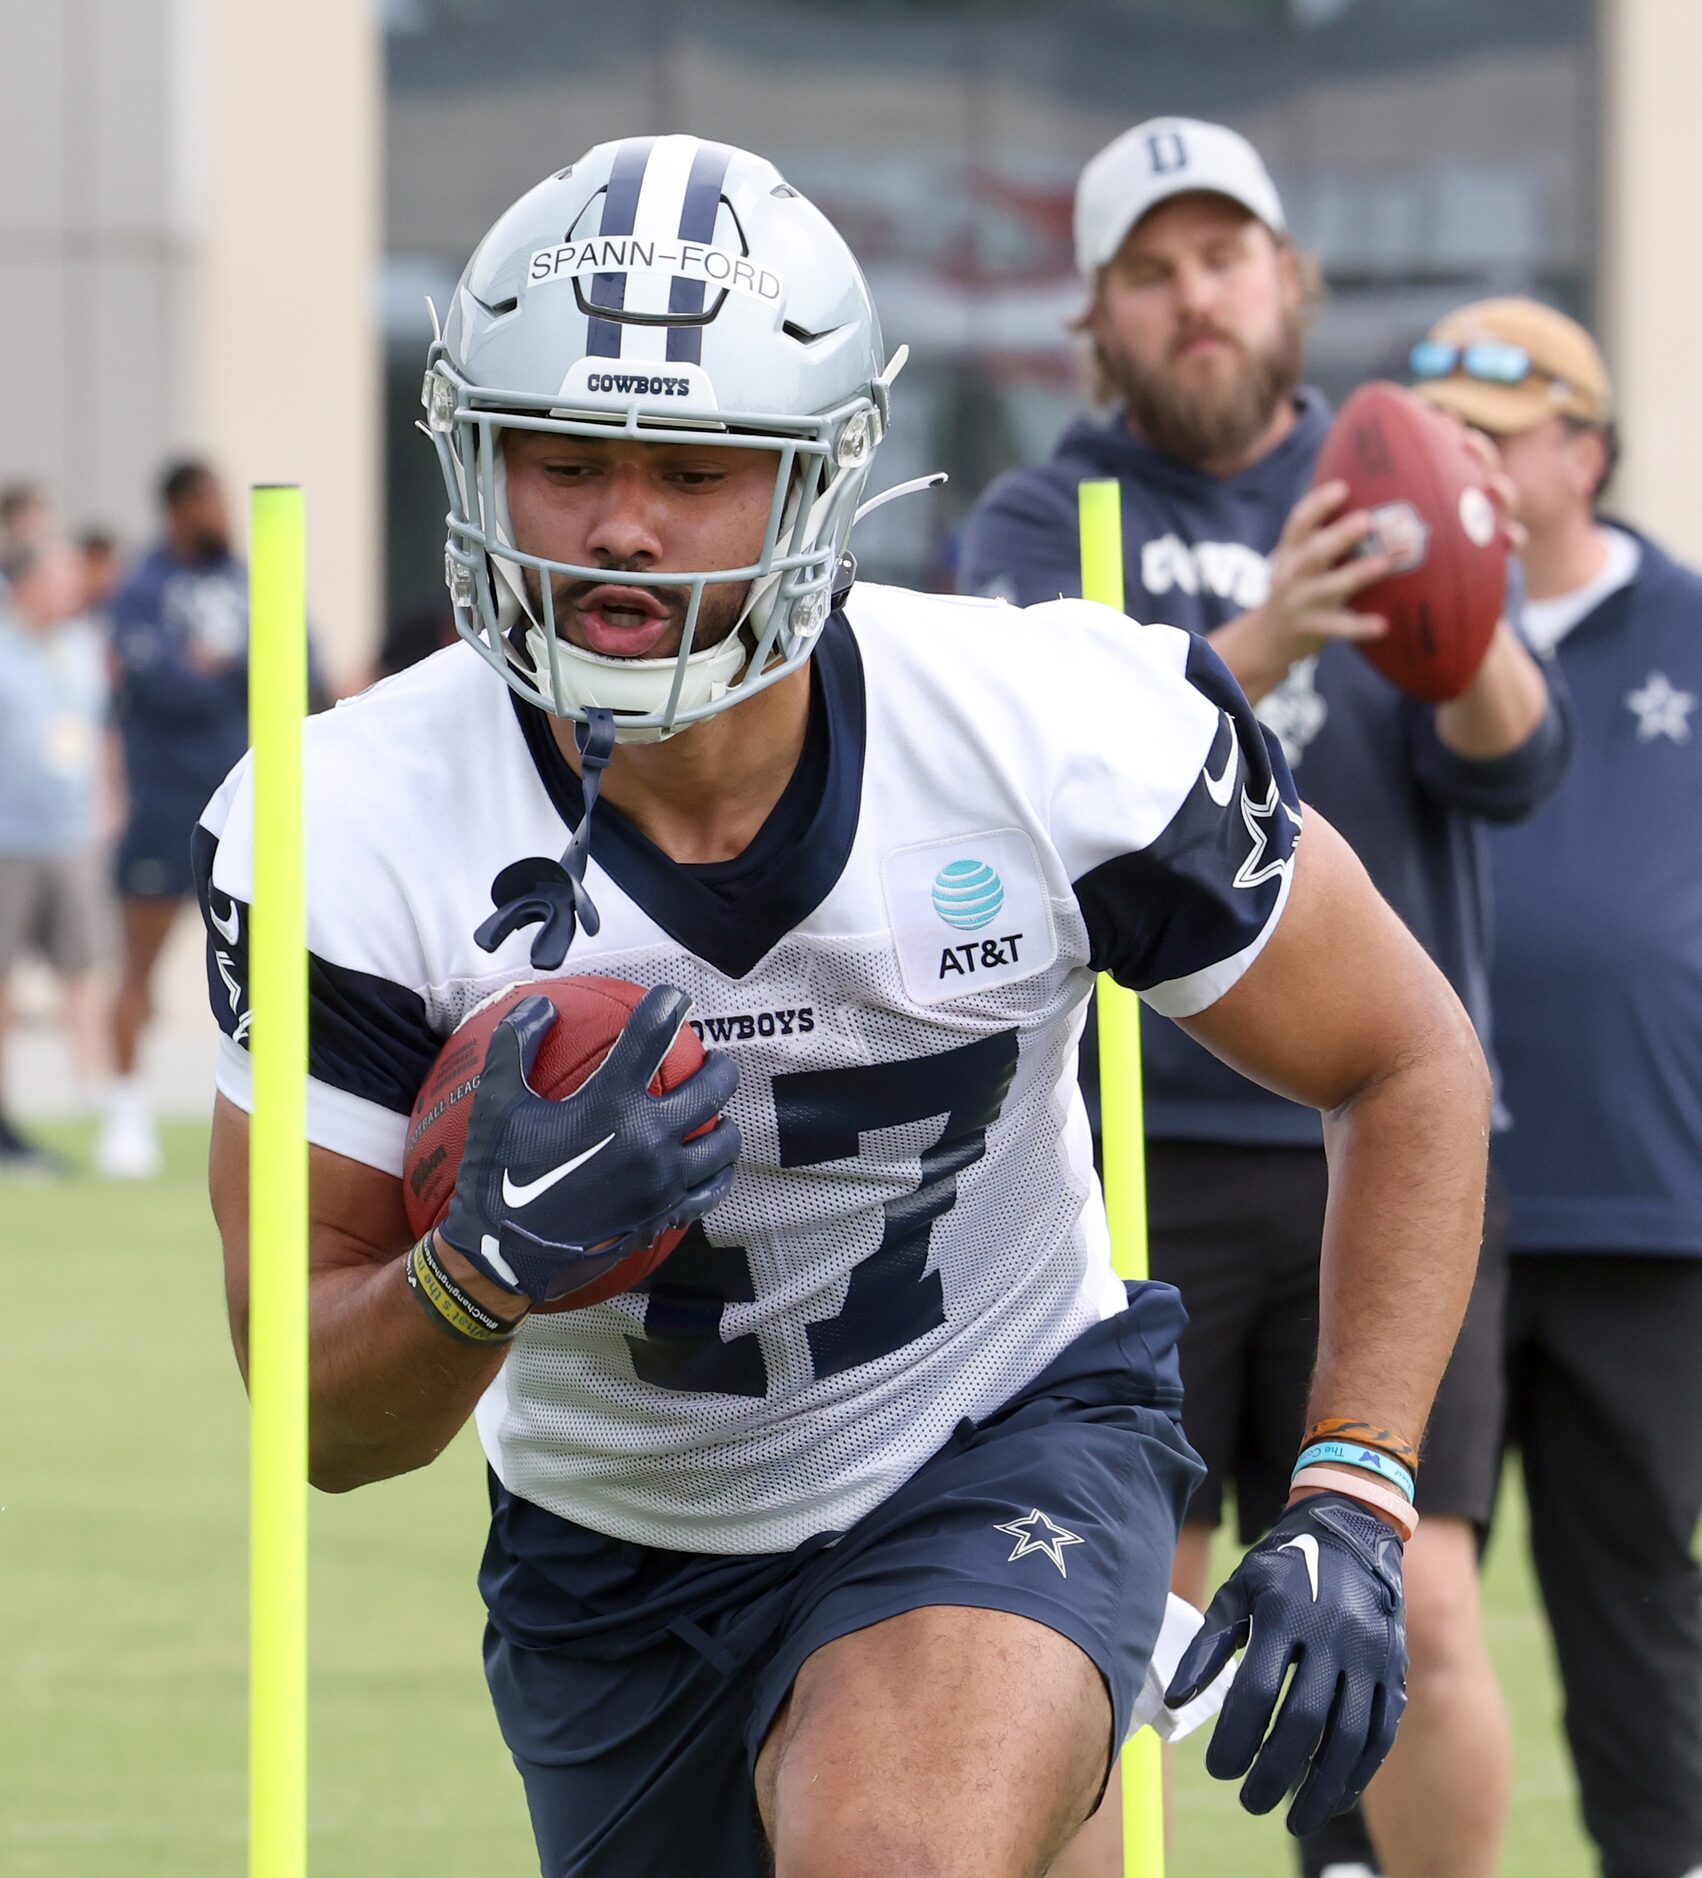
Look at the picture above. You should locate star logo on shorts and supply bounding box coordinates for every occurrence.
[995,1509,1084,1577]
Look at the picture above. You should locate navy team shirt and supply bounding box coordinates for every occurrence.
[110,543,252,825]
[1489,527,1702,1258]
[960,391,1572,1145]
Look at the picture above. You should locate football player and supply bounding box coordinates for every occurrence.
[202,138,1487,1878]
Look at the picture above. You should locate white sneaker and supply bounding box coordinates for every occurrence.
[95,1100,162,1179]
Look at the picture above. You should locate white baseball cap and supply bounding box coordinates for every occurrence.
[1074,117,1287,278]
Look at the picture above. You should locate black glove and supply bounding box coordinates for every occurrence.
[1165,1491,1408,1835]
[439,988,740,1306]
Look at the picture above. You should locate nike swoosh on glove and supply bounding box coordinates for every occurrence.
[439,987,740,1306]
[1164,1491,1407,1835]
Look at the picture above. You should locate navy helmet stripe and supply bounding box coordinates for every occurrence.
[677,140,733,243]
[586,136,657,359]
[665,279,704,363]
[665,142,733,367]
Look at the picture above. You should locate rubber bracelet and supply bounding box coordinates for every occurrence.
[1291,1464,1419,1542]
[1302,1417,1419,1471]
[406,1235,526,1346]
[1294,1440,1416,1502]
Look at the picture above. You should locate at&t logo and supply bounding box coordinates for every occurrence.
[932,858,1004,931]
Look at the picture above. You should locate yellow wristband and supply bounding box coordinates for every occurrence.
[406,1236,525,1345]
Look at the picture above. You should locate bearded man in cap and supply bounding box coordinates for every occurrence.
[962,120,1574,1878]
[1417,298,1702,1878]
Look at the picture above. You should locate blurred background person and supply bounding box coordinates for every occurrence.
[0,537,115,1175]
[0,480,55,558]
[1416,298,1702,1878]
[960,118,1571,1878]
[0,481,56,610]
[101,459,250,1180]
[76,527,125,625]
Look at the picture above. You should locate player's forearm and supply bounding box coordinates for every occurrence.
[1311,1004,1491,1456]
[1434,622,1548,758]
[1208,609,1294,705]
[306,1252,509,1493]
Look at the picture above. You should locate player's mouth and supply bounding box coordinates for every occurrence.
[1176,332,1236,360]
[573,584,677,659]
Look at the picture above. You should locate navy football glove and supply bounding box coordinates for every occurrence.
[439,988,740,1306]
[1166,1491,1408,1836]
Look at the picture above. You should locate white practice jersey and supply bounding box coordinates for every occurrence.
[198,583,1300,1553]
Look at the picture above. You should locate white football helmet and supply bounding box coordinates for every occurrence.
[424,134,904,741]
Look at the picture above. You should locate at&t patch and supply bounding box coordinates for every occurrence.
[881,828,1057,1006]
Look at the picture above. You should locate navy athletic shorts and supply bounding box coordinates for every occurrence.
[480,1284,1203,1878]
[114,795,205,901]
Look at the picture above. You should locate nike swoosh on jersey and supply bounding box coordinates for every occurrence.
[208,895,240,946]
[1278,1532,1321,1601]
[501,1134,616,1209]
[1203,714,1240,806]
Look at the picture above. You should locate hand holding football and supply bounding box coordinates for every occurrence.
[404,975,716,1312]
[1311,381,1508,702]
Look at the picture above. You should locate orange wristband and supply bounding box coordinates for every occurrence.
[1302,1418,1419,1472]
[1291,1464,1419,1542]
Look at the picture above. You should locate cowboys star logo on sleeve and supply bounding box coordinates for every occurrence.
[1233,775,1301,891]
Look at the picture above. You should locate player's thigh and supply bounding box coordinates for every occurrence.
[41,850,112,977]
[487,1624,769,1878]
[0,856,42,983]
[756,1603,1109,1878]
[1399,1515,1488,1676]
[1170,1519,1215,1605]
[114,793,199,927]
[1519,1254,1702,1554]
[117,891,181,980]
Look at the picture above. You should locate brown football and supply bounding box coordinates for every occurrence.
[402,975,708,1313]
[1312,380,1506,702]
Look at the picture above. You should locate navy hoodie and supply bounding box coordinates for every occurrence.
[960,393,1572,1146]
[1490,528,1702,1257]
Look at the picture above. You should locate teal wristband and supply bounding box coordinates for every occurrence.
[1293,1439,1416,1502]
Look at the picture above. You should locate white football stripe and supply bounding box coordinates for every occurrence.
[615,133,701,363]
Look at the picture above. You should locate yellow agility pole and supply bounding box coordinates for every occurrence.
[1079,479,1165,1878]
[248,485,309,1878]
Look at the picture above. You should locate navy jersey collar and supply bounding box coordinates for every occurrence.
[510,613,866,979]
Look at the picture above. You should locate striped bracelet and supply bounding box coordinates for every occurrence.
[1302,1417,1419,1472]
[406,1234,527,1346]
[1291,1464,1419,1542]
[1293,1439,1416,1502]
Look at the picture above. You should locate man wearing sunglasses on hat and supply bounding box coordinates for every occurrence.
[1416,298,1702,1878]
[961,121,1574,1878]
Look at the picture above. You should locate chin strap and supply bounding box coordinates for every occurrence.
[475,709,617,970]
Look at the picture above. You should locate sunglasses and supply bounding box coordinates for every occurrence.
[1408,339,1547,387]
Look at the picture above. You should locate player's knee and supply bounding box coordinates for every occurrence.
[1402,1519,1489,1679]
[772,1800,954,1878]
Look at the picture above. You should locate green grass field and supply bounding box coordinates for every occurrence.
[1,1120,1598,1875]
